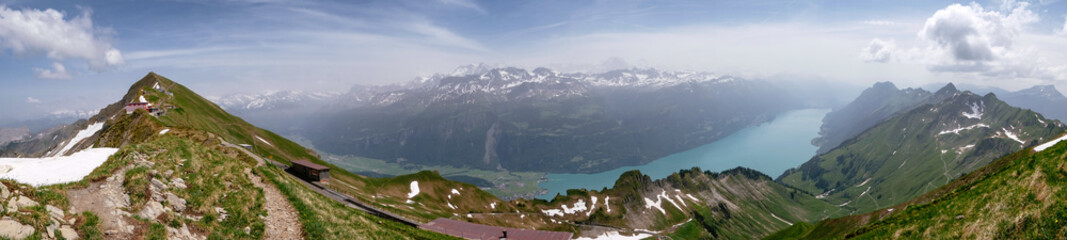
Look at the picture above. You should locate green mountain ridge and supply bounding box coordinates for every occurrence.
[779,83,1066,215]
[523,167,844,239]
[768,132,1067,239]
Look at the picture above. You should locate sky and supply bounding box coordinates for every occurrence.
[0,0,1066,122]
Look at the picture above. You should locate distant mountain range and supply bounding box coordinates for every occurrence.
[925,83,1067,121]
[302,66,801,173]
[209,90,342,134]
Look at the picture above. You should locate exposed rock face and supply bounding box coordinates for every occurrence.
[59,225,79,240]
[14,196,37,208]
[166,192,187,212]
[171,177,187,190]
[0,217,34,240]
[167,224,200,240]
[139,201,165,220]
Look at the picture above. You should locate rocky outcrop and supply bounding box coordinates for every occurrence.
[0,217,33,239]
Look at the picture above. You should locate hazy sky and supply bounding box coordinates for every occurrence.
[1,0,1066,121]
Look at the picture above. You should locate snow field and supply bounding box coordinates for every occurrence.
[1035,134,1067,152]
[0,148,119,186]
[52,122,104,157]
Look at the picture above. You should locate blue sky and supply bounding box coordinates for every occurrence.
[1,0,1066,121]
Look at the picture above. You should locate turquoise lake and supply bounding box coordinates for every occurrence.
[536,108,830,199]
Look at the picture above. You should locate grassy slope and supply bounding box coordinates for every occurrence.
[258,166,458,239]
[90,73,473,238]
[779,92,1065,214]
[110,135,266,239]
[769,136,1067,239]
[131,73,508,223]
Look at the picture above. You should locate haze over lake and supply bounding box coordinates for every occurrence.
[537,108,829,199]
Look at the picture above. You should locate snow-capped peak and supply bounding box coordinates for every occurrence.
[213,90,342,110]
[450,63,499,77]
[364,65,734,106]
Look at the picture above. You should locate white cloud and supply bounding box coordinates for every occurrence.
[918,3,1036,62]
[861,39,895,63]
[404,20,488,52]
[0,5,125,71]
[1057,17,1067,36]
[440,0,486,14]
[33,62,71,79]
[859,1,1064,84]
[26,97,40,104]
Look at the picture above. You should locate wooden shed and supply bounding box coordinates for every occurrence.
[289,160,330,182]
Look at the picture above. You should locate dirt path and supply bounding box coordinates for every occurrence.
[67,164,139,239]
[220,136,304,240]
[245,168,304,240]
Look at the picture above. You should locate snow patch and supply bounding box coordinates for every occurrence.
[588,196,598,216]
[675,195,687,208]
[1035,134,1067,152]
[52,122,104,157]
[859,186,872,197]
[644,191,684,215]
[563,199,588,215]
[489,202,496,209]
[938,124,990,135]
[604,196,611,213]
[855,178,871,187]
[771,213,792,226]
[815,189,835,199]
[0,148,119,186]
[644,196,666,215]
[575,231,653,240]
[541,198,589,217]
[686,194,698,202]
[1003,129,1025,145]
[407,181,420,198]
[451,189,460,195]
[447,202,456,210]
[962,102,984,119]
[660,191,682,211]
[541,209,563,217]
[255,136,274,146]
[159,129,170,135]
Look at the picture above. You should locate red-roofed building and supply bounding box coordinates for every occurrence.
[125,102,150,114]
[420,218,572,240]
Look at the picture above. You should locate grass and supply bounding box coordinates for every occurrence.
[77,211,104,240]
[257,166,459,239]
[90,135,268,239]
[775,138,1067,239]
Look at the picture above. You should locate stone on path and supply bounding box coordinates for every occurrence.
[0,217,34,240]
